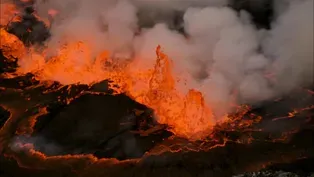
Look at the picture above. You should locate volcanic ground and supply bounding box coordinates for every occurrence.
[0,69,313,177]
[1,1,314,177]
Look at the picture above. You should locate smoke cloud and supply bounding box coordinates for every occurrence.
[10,135,62,155]
[22,0,313,117]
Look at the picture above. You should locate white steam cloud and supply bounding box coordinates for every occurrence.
[30,0,313,116]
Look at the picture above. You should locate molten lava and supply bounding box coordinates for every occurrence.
[17,41,110,84]
[0,2,21,26]
[1,22,220,140]
[0,28,26,61]
[131,46,216,140]
[0,3,273,140]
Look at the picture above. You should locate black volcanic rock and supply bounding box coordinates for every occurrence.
[266,157,314,177]
[0,106,10,129]
[31,93,172,160]
[0,51,18,74]
[0,73,39,89]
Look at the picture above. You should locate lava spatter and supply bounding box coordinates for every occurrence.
[127,46,217,140]
[0,28,26,62]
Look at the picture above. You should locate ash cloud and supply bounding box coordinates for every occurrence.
[26,0,313,117]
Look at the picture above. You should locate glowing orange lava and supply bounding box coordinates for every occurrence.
[1,27,220,139]
[129,46,216,140]
[0,0,253,141]
[0,28,26,61]
[0,3,233,140]
[15,41,217,139]
[0,2,21,26]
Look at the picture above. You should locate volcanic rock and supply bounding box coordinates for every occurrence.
[31,93,172,160]
[0,106,10,129]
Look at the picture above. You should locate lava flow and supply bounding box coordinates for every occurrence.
[0,0,295,141]
[1,17,224,140]
[130,46,217,140]
[1,27,220,140]
[1,8,310,141]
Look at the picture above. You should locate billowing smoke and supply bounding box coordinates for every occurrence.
[10,135,62,155]
[263,0,313,95]
[22,0,312,117]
